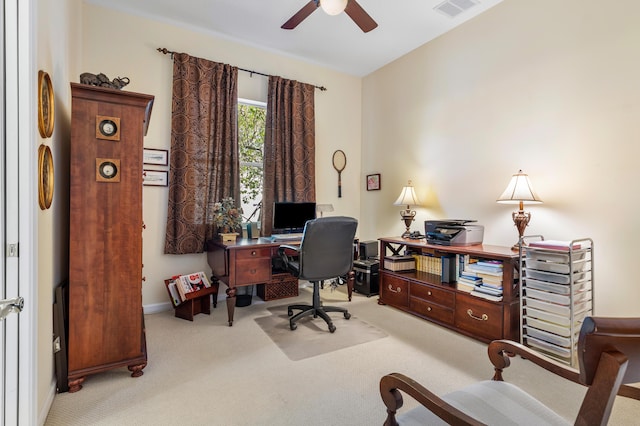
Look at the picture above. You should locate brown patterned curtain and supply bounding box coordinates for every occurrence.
[261,76,316,236]
[164,53,240,254]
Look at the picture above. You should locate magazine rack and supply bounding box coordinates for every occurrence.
[164,278,219,321]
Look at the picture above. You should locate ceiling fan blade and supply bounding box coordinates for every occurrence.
[281,1,320,30]
[344,0,378,33]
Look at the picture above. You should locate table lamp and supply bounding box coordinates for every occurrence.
[394,180,421,238]
[496,169,542,250]
[316,204,334,218]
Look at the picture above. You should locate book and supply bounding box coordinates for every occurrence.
[173,271,211,301]
[458,277,482,287]
[474,284,503,296]
[470,290,503,302]
[465,263,503,275]
[474,272,503,285]
[167,280,181,306]
[456,281,475,293]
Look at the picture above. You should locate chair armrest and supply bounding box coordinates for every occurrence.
[278,244,300,254]
[277,245,300,272]
[380,372,486,426]
[488,340,581,383]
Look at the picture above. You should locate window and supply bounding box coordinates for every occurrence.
[238,99,266,222]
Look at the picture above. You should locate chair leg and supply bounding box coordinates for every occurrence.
[287,281,351,333]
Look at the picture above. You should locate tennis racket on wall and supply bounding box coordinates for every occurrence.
[332,149,346,198]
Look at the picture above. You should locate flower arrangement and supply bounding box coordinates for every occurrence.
[212,197,243,232]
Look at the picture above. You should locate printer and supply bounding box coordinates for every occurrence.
[425,220,484,246]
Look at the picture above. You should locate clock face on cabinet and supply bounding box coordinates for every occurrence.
[96,158,121,182]
[95,115,121,141]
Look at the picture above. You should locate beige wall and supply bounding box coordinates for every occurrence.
[362,0,640,315]
[80,4,362,311]
[36,0,83,420]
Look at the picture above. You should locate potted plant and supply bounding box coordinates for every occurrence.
[212,197,243,241]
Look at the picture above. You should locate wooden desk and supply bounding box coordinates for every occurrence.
[206,237,354,326]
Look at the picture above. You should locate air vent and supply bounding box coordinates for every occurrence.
[434,0,479,18]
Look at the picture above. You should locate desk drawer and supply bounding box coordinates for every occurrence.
[410,297,454,325]
[455,293,503,341]
[236,247,272,260]
[235,258,271,284]
[380,273,409,307]
[410,282,454,308]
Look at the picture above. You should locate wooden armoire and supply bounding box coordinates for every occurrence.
[67,83,154,392]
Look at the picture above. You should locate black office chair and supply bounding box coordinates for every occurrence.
[278,216,358,333]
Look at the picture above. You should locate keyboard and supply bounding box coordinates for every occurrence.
[271,233,303,241]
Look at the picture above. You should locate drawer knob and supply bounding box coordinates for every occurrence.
[467,309,488,321]
[427,306,432,311]
[387,285,402,294]
[427,291,432,296]
[251,250,257,256]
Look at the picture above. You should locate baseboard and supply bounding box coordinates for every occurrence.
[144,290,229,315]
[41,379,57,425]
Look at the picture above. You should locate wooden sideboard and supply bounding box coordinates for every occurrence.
[378,237,519,343]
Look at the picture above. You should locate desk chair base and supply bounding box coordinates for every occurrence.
[288,281,350,333]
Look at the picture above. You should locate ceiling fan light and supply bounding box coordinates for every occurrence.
[320,0,348,16]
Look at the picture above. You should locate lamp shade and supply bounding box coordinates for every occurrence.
[394,181,421,207]
[316,204,334,214]
[321,0,348,15]
[496,170,542,204]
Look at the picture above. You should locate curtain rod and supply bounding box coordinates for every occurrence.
[157,47,327,91]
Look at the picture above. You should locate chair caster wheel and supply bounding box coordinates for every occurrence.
[329,324,336,333]
[290,323,297,330]
[344,312,351,320]
[288,310,293,316]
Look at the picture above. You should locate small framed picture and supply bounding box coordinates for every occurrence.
[366,173,381,191]
[143,170,168,187]
[143,148,169,166]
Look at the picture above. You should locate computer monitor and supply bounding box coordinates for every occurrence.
[272,202,316,233]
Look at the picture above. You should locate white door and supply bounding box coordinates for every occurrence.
[2,0,36,424]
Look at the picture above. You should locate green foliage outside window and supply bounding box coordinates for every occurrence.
[238,103,266,216]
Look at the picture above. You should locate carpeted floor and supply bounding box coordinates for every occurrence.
[255,303,388,361]
[44,283,638,425]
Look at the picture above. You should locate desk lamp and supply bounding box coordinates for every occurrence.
[316,204,334,218]
[394,180,421,238]
[496,169,542,250]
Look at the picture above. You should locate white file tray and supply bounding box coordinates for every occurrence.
[525,306,588,327]
[524,296,590,316]
[525,249,586,263]
[523,277,590,295]
[524,287,592,305]
[524,335,572,359]
[524,258,588,274]
[524,325,578,348]
[526,269,587,285]
[525,316,586,337]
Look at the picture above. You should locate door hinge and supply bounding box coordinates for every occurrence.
[7,243,18,257]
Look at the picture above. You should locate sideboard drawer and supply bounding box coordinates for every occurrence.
[235,258,271,284]
[455,293,503,341]
[410,297,454,325]
[410,282,454,308]
[380,274,409,307]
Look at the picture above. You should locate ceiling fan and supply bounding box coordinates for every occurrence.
[282,0,378,33]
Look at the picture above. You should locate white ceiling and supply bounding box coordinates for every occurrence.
[86,0,504,77]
